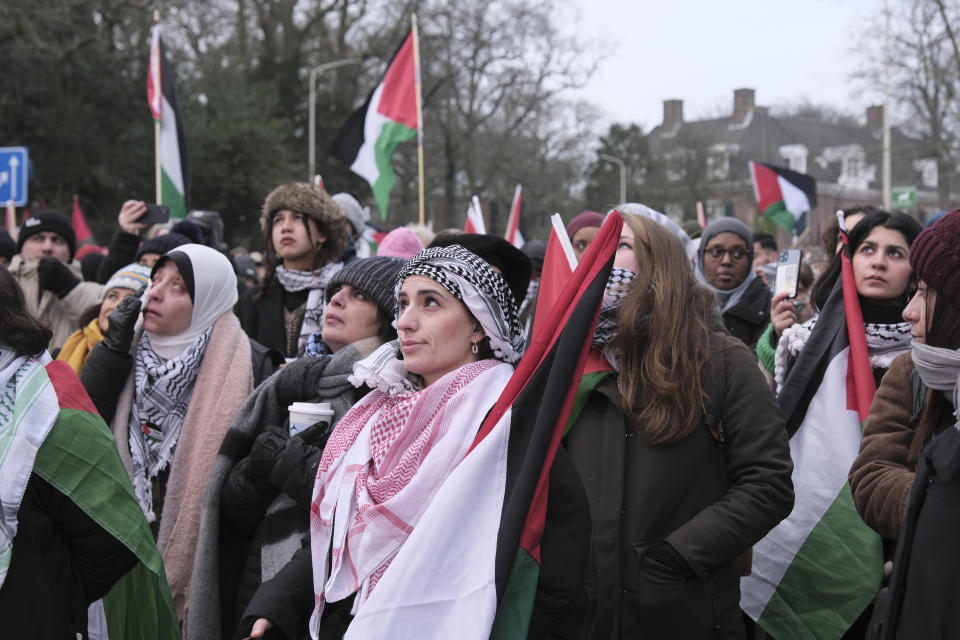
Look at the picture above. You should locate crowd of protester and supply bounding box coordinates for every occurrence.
[1,181,957,640]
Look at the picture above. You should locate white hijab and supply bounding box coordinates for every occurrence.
[145,244,238,360]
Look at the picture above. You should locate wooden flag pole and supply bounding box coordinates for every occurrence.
[411,13,425,225]
[153,10,162,205]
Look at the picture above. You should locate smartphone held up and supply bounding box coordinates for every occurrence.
[139,203,170,226]
[774,250,802,299]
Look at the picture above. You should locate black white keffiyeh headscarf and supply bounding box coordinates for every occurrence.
[395,245,525,364]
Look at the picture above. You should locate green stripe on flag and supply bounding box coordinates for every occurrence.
[489,547,540,639]
[757,483,882,640]
[762,201,796,231]
[371,120,416,220]
[161,171,187,220]
[565,370,613,436]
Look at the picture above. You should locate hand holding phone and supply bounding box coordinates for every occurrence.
[139,203,170,226]
[774,250,802,299]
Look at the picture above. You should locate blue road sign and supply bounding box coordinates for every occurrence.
[0,147,29,207]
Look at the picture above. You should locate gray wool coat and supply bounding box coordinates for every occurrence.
[186,336,382,640]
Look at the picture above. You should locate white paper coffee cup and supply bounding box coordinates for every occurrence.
[288,402,335,437]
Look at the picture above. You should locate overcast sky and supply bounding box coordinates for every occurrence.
[570,0,883,132]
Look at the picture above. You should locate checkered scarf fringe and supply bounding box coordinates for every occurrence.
[129,328,211,521]
[310,358,502,621]
[395,246,525,364]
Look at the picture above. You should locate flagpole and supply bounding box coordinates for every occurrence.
[411,13,425,226]
[153,10,162,205]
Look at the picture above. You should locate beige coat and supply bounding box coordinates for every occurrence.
[8,255,103,351]
[110,311,253,623]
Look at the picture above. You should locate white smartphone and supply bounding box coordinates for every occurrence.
[774,250,802,298]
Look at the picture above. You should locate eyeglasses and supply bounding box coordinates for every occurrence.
[705,247,749,261]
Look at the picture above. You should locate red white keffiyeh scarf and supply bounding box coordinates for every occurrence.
[309,356,506,627]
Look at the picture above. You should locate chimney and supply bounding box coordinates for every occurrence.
[867,105,883,130]
[732,88,755,125]
[663,99,683,129]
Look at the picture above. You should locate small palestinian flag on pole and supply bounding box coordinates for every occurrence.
[71,194,94,244]
[749,161,816,231]
[5,201,15,239]
[531,213,577,338]
[147,17,189,219]
[465,195,487,234]
[504,184,525,248]
[330,29,418,221]
[741,212,884,638]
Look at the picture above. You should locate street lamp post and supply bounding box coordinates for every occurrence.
[598,153,627,204]
[309,58,362,181]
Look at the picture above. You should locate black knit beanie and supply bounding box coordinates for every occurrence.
[17,210,77,261]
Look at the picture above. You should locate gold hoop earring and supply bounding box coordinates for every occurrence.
[471,341,479,354]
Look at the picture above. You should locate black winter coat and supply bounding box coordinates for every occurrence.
[0,475,138,639]
[564,337,794,639]
[721,277,771,350]
[884,415,960,639]
[236,283,308,359]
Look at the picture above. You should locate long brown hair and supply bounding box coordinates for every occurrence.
[612,214,722,445]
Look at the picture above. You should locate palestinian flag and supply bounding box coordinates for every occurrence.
[148,23,189,219]
[484,211,621,635]
[750,161,816,231]
[465,195,487,234]
[7,360,178,639]
[741,226,883,639]
[71,194,94,244]
[531,213,578,338]
[338,214,621,638]
[5,201,15,238]
[330,31,418,221]
[504,184,525,248]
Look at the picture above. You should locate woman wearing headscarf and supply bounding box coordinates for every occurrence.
[57,262,151,373]
[238,245,588,640]
[697,217,771,349]
[743,211,922,639]
[187,256,407,639]
[79,243,254,625]
[236,183,348,359]
[564,213,794,639]
[848,209,960,638]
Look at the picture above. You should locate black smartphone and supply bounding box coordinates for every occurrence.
[139,203,170,226]
[775,249,803,299]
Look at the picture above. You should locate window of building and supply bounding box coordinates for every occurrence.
[779,144,808,174]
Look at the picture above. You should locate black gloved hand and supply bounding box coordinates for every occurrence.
[37,257,80,298]
[247,424,289,478]
[101,295,142,354]
[295,418,335,449]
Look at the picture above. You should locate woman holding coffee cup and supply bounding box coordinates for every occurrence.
[188,256,406,639]
[236,245,588,639]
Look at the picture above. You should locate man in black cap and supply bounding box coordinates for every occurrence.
[8,210,104,351]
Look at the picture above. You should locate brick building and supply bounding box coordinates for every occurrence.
[646,88,947,245]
